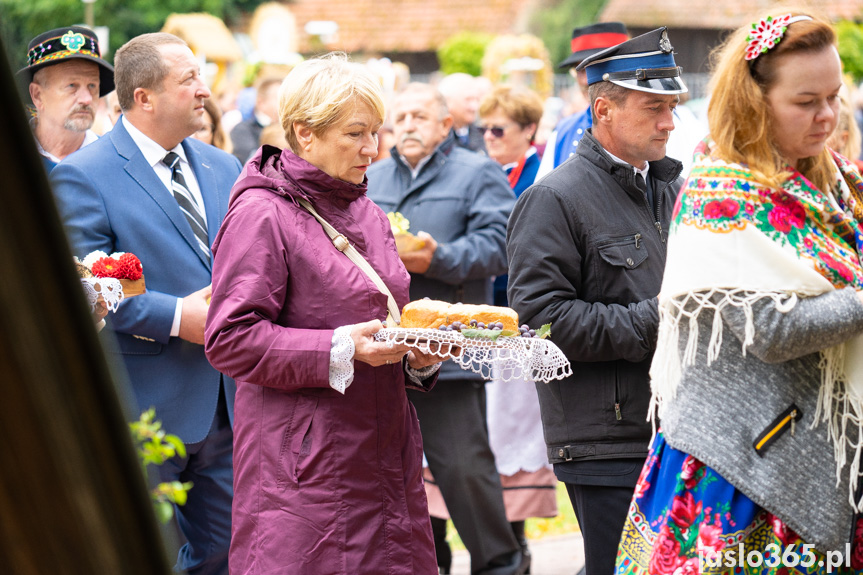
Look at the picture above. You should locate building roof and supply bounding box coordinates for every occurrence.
[286,0,532,53]
[162,13,243,61]
[600,0,863,29]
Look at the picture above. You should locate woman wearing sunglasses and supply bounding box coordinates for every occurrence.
[479,85,545,197]
[479,84,558,572]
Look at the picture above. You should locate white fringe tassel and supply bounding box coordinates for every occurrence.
[651,289,863,513]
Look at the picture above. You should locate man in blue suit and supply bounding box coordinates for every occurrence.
[51,33,242,575]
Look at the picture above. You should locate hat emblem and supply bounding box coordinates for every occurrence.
[659,30,672,53]
[60,30,86,53]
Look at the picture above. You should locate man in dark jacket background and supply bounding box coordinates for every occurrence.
[507,28,687,575]
[367,83,525,575]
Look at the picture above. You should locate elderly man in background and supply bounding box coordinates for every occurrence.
[17,26,115,172]
[367,83,526,575]
[438,72,486,154]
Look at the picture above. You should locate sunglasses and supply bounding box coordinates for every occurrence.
[478,125,510,138]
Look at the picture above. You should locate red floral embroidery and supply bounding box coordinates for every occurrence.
[819,252,855,283]
[650,524,685,575]
[670,491,702,529]
[634,464,651,500]
[767,192,805,233]
[745,14,794,61]
[672,557,700,575]
[702,199,739,220]
[850,517,863,569]
[696,521,725,559]
[769,514,800,547]
[680,455,705,489]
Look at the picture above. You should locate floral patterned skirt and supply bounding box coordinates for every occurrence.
[615,432,863,575]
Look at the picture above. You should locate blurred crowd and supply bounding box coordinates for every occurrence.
[18,11,863,575]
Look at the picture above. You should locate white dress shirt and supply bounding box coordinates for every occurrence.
[122,116,209,338]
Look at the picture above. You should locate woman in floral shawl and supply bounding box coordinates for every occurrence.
[616,11,863,575]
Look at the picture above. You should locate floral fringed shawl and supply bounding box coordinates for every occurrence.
[650,138,863,511]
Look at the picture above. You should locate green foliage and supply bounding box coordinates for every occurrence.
[837,20,863,83]
[129,408,193,524]
[0,0,266,68]
[437,31,494,76]
[529,0,608,68]
[535,323,551,339]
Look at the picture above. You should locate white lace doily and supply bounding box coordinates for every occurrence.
[374,328,572,383]
[80,277,125,312]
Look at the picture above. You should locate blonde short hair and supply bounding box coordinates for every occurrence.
[278,53,386,154]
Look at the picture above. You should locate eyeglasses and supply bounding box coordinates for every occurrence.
[478,124,510,138]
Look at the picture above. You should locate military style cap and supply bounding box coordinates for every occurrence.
[17,26,114,97]
[575,27,687,95]
[558,22,628,69]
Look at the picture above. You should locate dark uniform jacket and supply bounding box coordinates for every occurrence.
[506,129,683,463]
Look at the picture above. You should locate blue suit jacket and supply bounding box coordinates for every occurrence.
[51,120,242,443]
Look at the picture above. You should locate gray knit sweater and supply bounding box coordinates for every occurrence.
[661,287,863,553]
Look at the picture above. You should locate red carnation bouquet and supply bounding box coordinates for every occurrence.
[91,253,144,281]
[76,251,147,302]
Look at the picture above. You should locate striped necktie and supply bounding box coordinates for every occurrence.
[162,152,210,260]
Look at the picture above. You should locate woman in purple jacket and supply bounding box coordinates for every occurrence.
[204,54,443,575]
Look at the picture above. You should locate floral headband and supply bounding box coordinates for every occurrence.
[744,14,813,61]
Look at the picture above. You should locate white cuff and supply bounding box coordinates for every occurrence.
[170,297,183,338]
[329,326,355,394]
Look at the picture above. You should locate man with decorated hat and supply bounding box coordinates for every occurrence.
[17,26,114,171]
[507,27,686,575]
[536,22,628,179]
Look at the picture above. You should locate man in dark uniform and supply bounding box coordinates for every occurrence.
[506,28,687,575]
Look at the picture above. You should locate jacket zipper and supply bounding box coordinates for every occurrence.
[614,371,622,421]
[649,164,682,244]
[752,404,803,456]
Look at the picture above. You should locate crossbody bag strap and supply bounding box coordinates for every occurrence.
[297,198,401,327]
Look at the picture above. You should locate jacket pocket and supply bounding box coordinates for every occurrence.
[753,404,802,457]
[277,394,319,490]
[114,333,163,355]
[596,234,648,270]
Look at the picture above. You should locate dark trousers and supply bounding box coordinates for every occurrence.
[558,458,645,575]
[408,380,522,575]
[159,384,233,575]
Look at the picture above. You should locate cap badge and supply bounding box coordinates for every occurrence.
[60,30,86,53]
[659,30,672,53]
